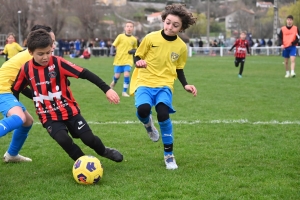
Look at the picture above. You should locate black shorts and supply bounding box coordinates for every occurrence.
[235,57,245,63]
[43,114,91,138]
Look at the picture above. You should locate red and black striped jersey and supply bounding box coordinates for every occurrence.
[13,56,84,124]
[232,39,250,58]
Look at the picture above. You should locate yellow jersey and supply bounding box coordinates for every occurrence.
[0,49,32,93]
[130,30,187,95]
[113,34,138,66]
[3,42,24,59]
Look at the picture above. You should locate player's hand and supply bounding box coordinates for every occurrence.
[281,45,284,49]
[105,89,120,104]
[184,85,197,97]
[135,60,147,68]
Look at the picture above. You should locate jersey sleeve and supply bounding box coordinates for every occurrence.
[12,65,29,93]
[59,58,84,78]
[112,35,121,47]
[3,45,8,54]
[16,43,24,52]
[135,36,150,59]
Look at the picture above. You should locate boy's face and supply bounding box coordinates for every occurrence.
[7,35,15,44]
[124,23,134,35]
[240,33,246,40]
[29,46,52,66]
[286,18,293,27]
[163,14,182,36]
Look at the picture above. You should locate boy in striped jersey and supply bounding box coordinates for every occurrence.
[12,29,123,163]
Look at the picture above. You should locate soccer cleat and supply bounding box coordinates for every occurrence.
[144,114,160,142]
[291,72,296,78]
[3,152,32,163]
[164,154,178,170]
[238,74,242,78]
[102,147,123,162]
[285,74,290,78]
[110,81,115,89]
[122,92,130,97]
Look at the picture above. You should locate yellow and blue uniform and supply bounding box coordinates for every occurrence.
[130,30,188,157]
[0,49,32,156]
[2,42,24,59]
[113,33,138,67]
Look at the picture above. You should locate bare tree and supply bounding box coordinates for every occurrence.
[38,0,67,37]
[72,0,101,39]
[1,0,30,43]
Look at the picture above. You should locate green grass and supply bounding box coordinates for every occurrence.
[0,55,299,200]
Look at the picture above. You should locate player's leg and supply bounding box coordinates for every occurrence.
[234,57,239,67]
[0,94,25,138]
[66,114,123,162]
[282,48,290,78]
[110,66,123,89]
[155,88,177,170]
[44,120,85,161]
[135,87,159,142]
[122,66,131,97]
[289,46,297,77]
[238,58,245,78]
[4,110,33,162]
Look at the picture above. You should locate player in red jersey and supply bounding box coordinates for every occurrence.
[12,29,123,163]
[229,31,251,78]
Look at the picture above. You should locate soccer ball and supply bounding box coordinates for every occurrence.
[72,155,104,185]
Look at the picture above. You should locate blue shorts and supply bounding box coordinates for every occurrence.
[134,86,176,113]
[114,65,131,73]
[0,93,26,117]
[282,46,297,58]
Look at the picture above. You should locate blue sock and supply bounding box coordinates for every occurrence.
[159,119,173,156]
[8,124,32,156]
[136,111,150,124]
[113,76,118,84]
[0,115,23,137]
[123,77,130,92]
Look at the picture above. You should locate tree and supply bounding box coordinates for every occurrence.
[38,0,67,37]
[0,0,30,44]
[289,1,300,27]
[187,13,207,38]
[72,0,102,39]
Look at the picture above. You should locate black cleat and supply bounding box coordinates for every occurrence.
[102,147,123,162]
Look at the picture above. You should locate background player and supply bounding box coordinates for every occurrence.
[110,21,138,97]
[0,32,24,61]
[228,31,250,78]
[130,4,197,170]
[278,15,300,78]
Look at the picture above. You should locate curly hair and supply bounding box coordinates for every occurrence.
[161,4,197,32]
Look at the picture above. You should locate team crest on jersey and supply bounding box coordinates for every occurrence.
[170,52,179,62]
[48,71,57,78]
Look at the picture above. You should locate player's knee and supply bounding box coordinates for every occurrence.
[156,103,170,122]
[53,130,72,147]
[137,104,151,118]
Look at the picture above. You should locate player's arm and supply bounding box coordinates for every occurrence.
[278,29,283,47]
[134,37,149,68]
[292,27,300,45]
[11,69,29,100]
[228,44,235,52]
[78,69,120,104]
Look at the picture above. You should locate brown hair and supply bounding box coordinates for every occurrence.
[161,4,196,32]
[27,29,52,52]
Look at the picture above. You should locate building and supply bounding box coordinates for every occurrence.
[225,8,255,33]
[256,1,273,8]
[96,0,127,6]
[147,12,162,24]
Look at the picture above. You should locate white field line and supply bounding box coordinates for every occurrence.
[33,119,300,125]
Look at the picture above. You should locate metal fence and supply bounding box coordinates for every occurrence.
[188,46,300,57]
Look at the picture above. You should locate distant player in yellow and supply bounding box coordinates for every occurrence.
[110,21,138,97]
[0,25,56,162]
[130,4,197,170]
[0,32,24,61]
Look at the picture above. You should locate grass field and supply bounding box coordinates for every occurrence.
[0,55,299,200]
